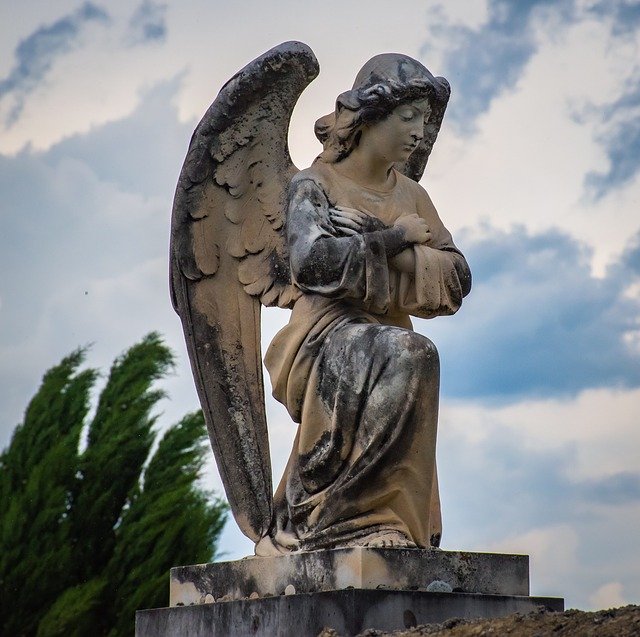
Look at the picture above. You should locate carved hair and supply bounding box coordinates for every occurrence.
[315,54,442,163]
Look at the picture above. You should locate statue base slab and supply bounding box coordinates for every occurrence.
[136,589,564,636]
[169,547,530,603]
[135,549,564,636]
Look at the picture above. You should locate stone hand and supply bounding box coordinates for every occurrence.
[394,213,431,244]
[330,206,387,235]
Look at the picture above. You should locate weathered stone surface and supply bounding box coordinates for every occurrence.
[169,548,529,606]
[171,42,470,555]
[136,589,564,637]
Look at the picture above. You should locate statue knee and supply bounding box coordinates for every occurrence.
[382,329,439,372]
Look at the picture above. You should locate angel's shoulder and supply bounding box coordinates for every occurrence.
[291,163,330,189]
[289,163,333,203]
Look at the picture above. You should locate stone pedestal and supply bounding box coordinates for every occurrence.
[135,548,564,636]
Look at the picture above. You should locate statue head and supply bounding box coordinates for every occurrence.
[315,53,448,163]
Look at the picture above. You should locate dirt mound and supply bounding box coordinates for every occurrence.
[319,604,640,637]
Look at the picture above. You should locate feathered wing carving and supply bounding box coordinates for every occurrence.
[170,42,319,542]
[395,75,451,183]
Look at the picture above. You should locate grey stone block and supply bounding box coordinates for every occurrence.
[170,548,529,605]
[136,589,564,637]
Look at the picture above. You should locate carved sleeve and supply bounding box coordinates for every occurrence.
[287,176,405,314]
[394,187,472,318]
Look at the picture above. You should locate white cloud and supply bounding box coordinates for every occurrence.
[424,0,489,31]
[0,7,181,153]
[589,581,628,609]
[487,524,579,597]
[441,387,640,482]
[436,401,640,608]
[0,0,434,159]
[426,6,640,273]
[0,1,79,77]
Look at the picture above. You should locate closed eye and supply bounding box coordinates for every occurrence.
[399,111,417,122]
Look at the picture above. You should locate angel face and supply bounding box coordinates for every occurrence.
[360,99,430,165]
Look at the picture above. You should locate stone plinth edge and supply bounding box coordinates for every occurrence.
[170,548,529,606]
[138,589,563,637]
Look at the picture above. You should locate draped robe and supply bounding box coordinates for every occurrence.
[262,160,471,553]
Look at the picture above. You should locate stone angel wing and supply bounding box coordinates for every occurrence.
[170,42,319,542]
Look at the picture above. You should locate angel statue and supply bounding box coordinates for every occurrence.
[170,42,471,557]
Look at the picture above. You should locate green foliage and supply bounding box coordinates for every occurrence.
[0,334,227,637]
[0,350,96,636]
[69,333,175,583]
[105,412,226,637]
[36,579,108,637]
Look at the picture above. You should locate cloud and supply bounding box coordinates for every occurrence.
[438,410,640,540]
[127,1,167,45]
[585,73,640,197]
[439,384,640,507]
[0,3,109,125]
[621,232,640,275]
[588,0,640,36]
[589,582,628,609]
[420,3,640,281]
[436,392,640,607]
[424,0,574,130]
[418,225,640,400]
[423,1,640,200]
[0,78,193,448]
[578,472,640,505]
[0,0,440,156]
[486,524,580,596]
[45,75,189,199]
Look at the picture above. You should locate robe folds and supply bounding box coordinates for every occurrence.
[262,160,471,553]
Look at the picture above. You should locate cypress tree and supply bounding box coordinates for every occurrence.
[104,411,226,636]
[68,333,174,583]
[0,349,96,636]
[0,335,227,637]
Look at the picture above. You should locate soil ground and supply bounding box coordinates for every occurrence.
[319,604,640,636]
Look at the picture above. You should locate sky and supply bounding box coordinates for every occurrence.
[1,0,639,612]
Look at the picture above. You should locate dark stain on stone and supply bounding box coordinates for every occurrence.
[403,609,418,628]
